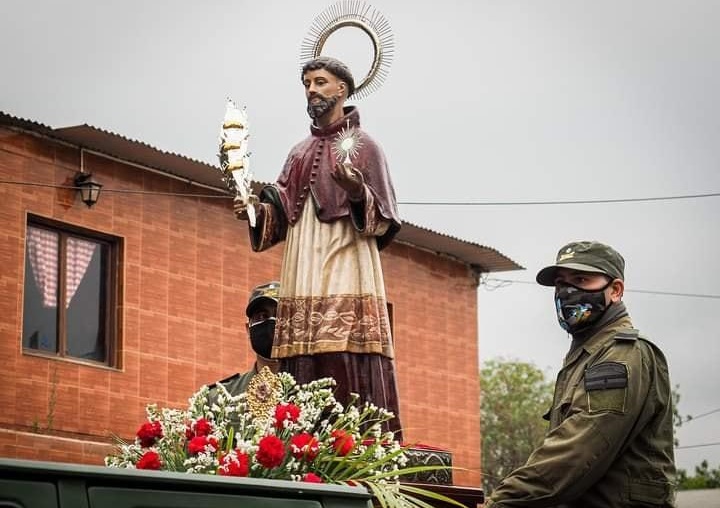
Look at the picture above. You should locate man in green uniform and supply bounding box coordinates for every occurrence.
[486,241,676,507]
[208,281,281,398]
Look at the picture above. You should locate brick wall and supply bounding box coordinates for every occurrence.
[0,127,481,486]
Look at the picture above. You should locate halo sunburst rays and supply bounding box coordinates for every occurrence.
[300,0,394,100]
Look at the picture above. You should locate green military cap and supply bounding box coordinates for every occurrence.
[536,241,625,286]
[245,281,280,317]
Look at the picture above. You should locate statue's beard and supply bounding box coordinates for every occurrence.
[307,93,338,120]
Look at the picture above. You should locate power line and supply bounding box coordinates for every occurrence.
[623,289,720,299]
[0,179,230,199]
[482,278,720,300]
[676,441,720,450]
[686,408,720,423]
[3,180,720,205]
[398,192,720,206]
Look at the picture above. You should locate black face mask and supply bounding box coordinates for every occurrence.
[249,317,276,359]
[555,281,612,334]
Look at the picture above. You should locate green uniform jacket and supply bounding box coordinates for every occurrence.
[487,316,676,507]
[207,369,255,402]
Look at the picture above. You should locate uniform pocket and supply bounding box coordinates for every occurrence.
[584,362,628,413]
[587,387,626,413]
[547,400,572,427]
[629,478,672,504]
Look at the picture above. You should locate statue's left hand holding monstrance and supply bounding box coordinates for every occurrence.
[218,98,257,227]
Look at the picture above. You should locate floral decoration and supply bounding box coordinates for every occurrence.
[105,367,460,508]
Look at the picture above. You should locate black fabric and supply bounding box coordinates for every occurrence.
[570,301,629,349]
[584,362,628,391]
[249,318,275,359]
[280,352,403,441]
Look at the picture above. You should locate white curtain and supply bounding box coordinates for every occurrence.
[65,237,97,307]
[27,227,59,308]
[27,227,98,308]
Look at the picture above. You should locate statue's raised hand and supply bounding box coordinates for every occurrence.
[233,194,259,221]
[332,162,364,201]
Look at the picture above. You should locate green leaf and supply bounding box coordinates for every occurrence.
[360,464,452,482]
[343,446,407,480]
[399,484,468,508]
[364,480,390,508]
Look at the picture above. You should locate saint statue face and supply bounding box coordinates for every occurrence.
[303,68,344,120]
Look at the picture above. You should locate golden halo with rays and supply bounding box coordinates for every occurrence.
[300,0,394,100]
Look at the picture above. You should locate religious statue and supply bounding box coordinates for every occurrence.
[231,3,403,436]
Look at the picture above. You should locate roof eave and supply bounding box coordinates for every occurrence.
[1,111,524,273]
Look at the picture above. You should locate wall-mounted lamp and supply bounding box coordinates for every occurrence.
[74,172,103,208]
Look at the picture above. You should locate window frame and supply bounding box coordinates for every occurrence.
[22,213,121,369]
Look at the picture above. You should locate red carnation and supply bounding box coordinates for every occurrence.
[302,472,323,483]
[218,450,250,477]
[274,403,301,429]
[136,450,162,470]
[256,435,286,468]
[136,421,163,448]
[188,417,213,438]
[188,435,218,455]
[290,432,320,461]
[331,429,355,457]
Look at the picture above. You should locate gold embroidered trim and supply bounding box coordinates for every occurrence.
[273,294,393,358]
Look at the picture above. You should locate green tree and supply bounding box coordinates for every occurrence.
[678,460,720,490]
[480,358,554,494]
[673,386,720,490]
[671,384,687,447]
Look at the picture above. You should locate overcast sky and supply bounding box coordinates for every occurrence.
[2,0,719,472]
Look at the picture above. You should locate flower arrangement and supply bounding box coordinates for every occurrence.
[106,367,461,508]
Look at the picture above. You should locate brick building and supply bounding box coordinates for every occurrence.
[0,112,521,487]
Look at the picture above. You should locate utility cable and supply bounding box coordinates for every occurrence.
[675,441,720,450]
[481,278,720,300]
[2,180,720,205]
[685,407,720,423]
[0,179,229,198]
[398,192,720,206]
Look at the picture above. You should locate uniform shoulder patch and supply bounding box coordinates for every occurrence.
[584,362,628,391]
[614,328,639,341]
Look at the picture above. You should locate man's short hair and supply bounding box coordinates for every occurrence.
[301,56,355,98]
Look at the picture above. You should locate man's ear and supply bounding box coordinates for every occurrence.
[338,81,347,98]
[610,279,624,303]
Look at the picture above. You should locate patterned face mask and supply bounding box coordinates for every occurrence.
[555,281,611,334]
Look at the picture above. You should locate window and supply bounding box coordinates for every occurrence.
[22,215,120,367]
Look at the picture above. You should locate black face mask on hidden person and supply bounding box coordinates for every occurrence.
[555,280,612,334]
[249,317,276,359]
